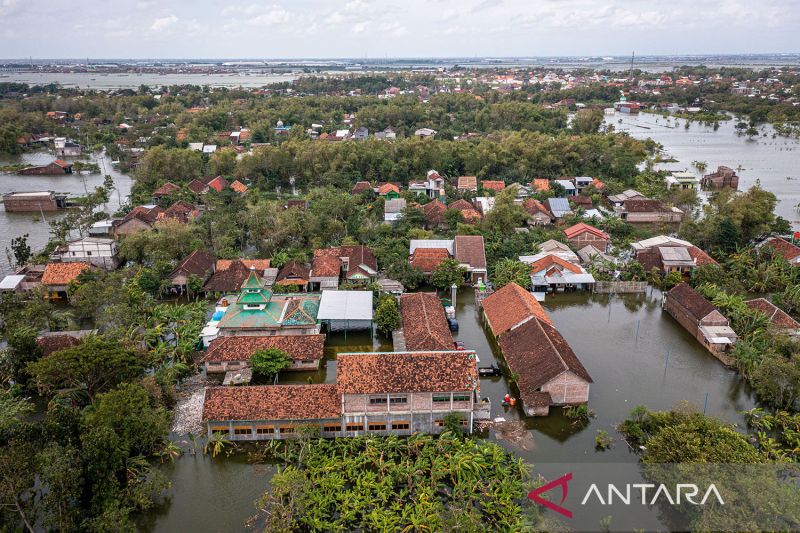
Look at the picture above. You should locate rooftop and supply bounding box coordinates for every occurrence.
[42,262,90,285]
[202,384,340,421]
[204,334,325,363]
[482,282,553,337]
[399,292,453,351]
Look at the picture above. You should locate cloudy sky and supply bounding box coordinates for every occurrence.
[1,0,798,58]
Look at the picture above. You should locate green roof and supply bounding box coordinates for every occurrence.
[237,289,273,305]
[217,295,320,330]
[241,270,263,290]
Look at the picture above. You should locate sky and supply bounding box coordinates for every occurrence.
[1,0,799,59]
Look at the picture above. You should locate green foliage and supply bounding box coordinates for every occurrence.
[492,258,531,289]
[661,270,683,290]
[251,348,292,380]
[374,294,401,334]
[9,233,31,267]
[430,257,468,290]
[595,429,613,450]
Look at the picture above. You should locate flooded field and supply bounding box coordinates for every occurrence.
[145,288,756,531]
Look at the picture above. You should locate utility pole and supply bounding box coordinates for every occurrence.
[628,51,635,79]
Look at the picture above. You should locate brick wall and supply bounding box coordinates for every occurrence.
[568,233,608,252]
[540,371,590,404]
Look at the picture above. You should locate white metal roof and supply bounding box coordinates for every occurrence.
[0,275,25,290]
[317,290,373,321]
[555,180,576,190]
[410,239,454,255]
[630,235,692,251]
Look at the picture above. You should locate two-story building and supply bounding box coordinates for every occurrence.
[50,237,119,269]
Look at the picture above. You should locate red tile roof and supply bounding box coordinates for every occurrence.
[163,200,199,223]
[311,254,341,278]
[204,261,252,292]
[563,222,609,240]
[187,179,209,194]
[453,235,486,269]
[523,198,552,217]
[377,182,400,195]
[275,261,310,285]
[481,180,506,191]
[529,255,583,275]
[351,181,373,194]
[217,259,271,271]
[762,237,800,262]
[202,384,340,421]
[36,331,88,356]
[230,180,248,194]
[170,249,215,279]
[745,298,800,330]
[532,178,550,192]
[447,199,482,221]
[688,246,718,266]
[409,248,450,273]
[498,317,592,394]
[591,178,606,190]
[152,182,181,197]
[421,199,446,226]
[399,292,453,351]
[337,351,478,394]
[482,282,553,336]
[42,262,90,286]
[121,205,164,226]
[206,176,229,192]
[457,176,477,190]
[667,283,718,321]
[204,334,325,363]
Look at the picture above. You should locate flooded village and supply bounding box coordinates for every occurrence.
[1,61,800,532]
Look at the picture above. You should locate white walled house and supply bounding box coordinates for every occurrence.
[52,237,119,269]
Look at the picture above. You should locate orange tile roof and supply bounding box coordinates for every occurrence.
[409,248,450,273]
[482,282,553,337]
[230,180,248,194]
[529,254,583,275]
[481,180,506,191]
[591,178,606,190]
[216,259,271,271]
[763,237,800,262]
[563,222,609,240]
[457,176,477,190]
[745,298,800,330]
[399,292,453,351]
[532,178,550,192]
[377,182,400,195]
[688,246,718,267]
[202,384,340,421]
[204,334,325,363]
[42,262,90,286]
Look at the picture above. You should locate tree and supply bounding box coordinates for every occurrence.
[430,258,467,290]
[714,217,740,253]
[491,258,531,289]
[10,233,31,267]
[661,271,683,290]
[444,208,464,229]
[571,108,604,134]
[374,295,401,334]
[251,348,292,381]
[27,335,147,400]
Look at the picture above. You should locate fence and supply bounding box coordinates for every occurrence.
[593,281,648,294]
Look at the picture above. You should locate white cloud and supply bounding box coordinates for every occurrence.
[151,14,178,31]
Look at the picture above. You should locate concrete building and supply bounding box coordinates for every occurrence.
[51,237,119,269]
[2,191,67,212]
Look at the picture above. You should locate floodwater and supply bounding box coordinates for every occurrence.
[0,151,131,275]
[4,72,298,90]
[606,111,800,229]
[146,288,756,531]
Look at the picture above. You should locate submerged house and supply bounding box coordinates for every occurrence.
[630,236,717,275]
[202,349,480,440]
[663,283,737,364]
[41,262,91,299]
[310,245,378,289]
[317,290,373,332]
[167,250,215,294]
[702,166,739,189]
[528,254,595,292]
[563,223,610,252]
[203,333,326,375]
[482,283,591,416]
[398,292,453,351]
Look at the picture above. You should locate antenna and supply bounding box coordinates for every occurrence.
[629,51,635,78]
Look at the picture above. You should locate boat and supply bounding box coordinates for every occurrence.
[478,364,501,377]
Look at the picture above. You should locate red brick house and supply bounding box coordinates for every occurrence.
[563,223,610,252]
[523,199,554,226]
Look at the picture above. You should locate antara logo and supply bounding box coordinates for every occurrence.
[528,473,573,518]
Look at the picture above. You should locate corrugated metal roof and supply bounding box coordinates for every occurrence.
[317,290,373,321]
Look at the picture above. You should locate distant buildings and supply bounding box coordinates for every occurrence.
[2,191,67,212]
[702,166,739,189]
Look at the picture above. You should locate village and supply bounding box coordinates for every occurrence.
[1,64,800,531]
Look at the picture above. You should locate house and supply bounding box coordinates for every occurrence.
[274,261,310,291]
[203,260,253,296]
[532,179,550,193]
[384,198,406,223]
[409,170,446,200]
[151,182,181,202]
[216,269,321,336]
[546,197,573,220]
[473,197,495,216]
[285,199,309,210]
[310,254,341,290]
[351,181,373,196]
[230,180,248,195]
[630,236,717,274]
[162,200,201,224]
[352,127,369,140]
[0,265,45,294]
[35,330,95,356]
[399,292,453,351]
[554,179,577,196]
[317,290,373,332]
[577,245,614,267]
[702,166,739,189]
[528,254,595,292]
[453,235,488,284]
[520,239,580,265]
[50,237,119,269]
[206,176,229,193]
[167,249,215,293]
[663,283,737,363]
[113,205,164,236]
[203,349,480,440]
[421,199,447,228]
[481,180,505,193]
[607,189,645,208]
[41,262,91,299]
[376,182,401,199]
[482,283,591,416]
[618,199,684,224]
[572,176,594,193]
[187,179,209,195]
[53,137,82,157]
[758,237,800,264]
[665,172,700,190]
[374,127,396,140]
[19,159,72,175]
[409,248,450,275]
[744,298,800,336]
[2,191,67,212]
[203,334,326,374]
[447,199,482,223]
[457,176,478,192]
[563,223,610,252]
[414,128,437,138]
[523,199,554,226]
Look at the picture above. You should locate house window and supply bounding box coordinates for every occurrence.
[234,427,252,435]
[452,394,470,402]
[210,425,228,433]
[432,395,450,403]
[256,426,274,435]
[389,396,408,405]
[369,396,388,405]
[87,251,92,256]
[368,422,387,431]
[322,425,340,433]
[391,421,410,430]
[346,423,364,432]
[279,426,295,434]
[434,419,445,427]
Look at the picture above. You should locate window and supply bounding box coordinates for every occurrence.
[210,425,228,433]
[432,395,450,403]
[391,421,410,431]
[346,423,364,432]
[452,394,470,402]
[460,419,469,427]
[256,426,274,435]
[322,425,340,433]
[234,427,251,435]
[369,397,388,405]
[368,422,387,431]
[434,419,445,427]
[87,251,92,256]
[279,426,295,434]
[389,396,408,405]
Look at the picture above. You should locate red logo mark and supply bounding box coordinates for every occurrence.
[528,472,573,518]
